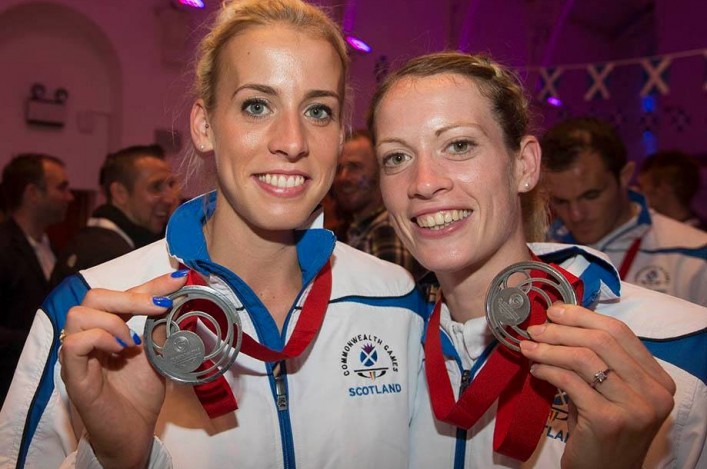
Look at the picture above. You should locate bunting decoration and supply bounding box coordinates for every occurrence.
[537,67,563,101]
[584,63,614,101]
[521,48,707,102]
[640,57,671,96]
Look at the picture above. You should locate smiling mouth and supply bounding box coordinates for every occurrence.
[257,173,306,189]
[414,209,471,230]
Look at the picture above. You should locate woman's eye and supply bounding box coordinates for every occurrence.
[305,105,333,121]
[382,153,410,167]
[448,140,473,153]
[242,99,270,117]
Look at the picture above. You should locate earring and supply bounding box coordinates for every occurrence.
[524,182,530,190]
[199,144,205,151]
[204,123,210,129]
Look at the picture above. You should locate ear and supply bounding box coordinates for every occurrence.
[514,135,542,193]
[190,99,213,154]
[619,161,635,190]
[110,181,130,207]
[23,183,42,205]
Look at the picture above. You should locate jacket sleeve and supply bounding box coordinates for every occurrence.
[0,276,88,468]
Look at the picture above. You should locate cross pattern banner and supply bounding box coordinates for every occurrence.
[522,48,707,102]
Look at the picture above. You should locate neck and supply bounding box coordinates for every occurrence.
[205,194,302,329]
[12,210,45,241]
[436,232,531,324]
[613,195,638,232]
[655,197,692,222]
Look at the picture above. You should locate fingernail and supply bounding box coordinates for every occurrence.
[529,364,538,375]
[170,269,189,278]
[520,340,538,351]
[527,324,546,337]
[547,305,566,319]
[131,329,142,346]
[116,337,128,348]
[153,296,173,308]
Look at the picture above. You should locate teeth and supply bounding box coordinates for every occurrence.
[258,174,305,189]
[415,210,470,230]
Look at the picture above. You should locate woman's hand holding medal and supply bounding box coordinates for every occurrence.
[58,271,188,469]
[519,304,676,469]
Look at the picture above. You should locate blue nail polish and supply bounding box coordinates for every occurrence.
[153,296,173,308]
[131,330,142,346]
[116,337,128,348]
[170,269,189,278]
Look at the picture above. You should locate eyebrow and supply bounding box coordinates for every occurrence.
[375,137,408,148]
[435,122,487,138]
[232,83,276,100]
[232,84,340,103]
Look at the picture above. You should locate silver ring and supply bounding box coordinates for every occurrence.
[591,368,611,388]
[58,328,66,345]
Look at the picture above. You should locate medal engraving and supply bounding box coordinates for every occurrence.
[486,261,577,352]
[494,287,530,326]
[162,330,205,374]
[144,285,243,385]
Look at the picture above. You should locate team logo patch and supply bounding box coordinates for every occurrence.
[340,334,402,398]
[634,265,670,292]
[544,390,570,443]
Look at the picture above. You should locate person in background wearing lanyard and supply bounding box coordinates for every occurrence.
[367,51,706,468]
[0,1,428,467]
[541,117,707,307]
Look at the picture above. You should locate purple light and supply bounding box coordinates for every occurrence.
[345,35,372,53]
[178,0,204,8]
[546,96,563,107]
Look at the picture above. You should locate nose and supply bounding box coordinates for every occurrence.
[566,200,585,223]
[408,153,452,199]
[269,110,309,160]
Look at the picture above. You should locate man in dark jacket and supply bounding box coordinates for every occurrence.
[50,144,176,285]
[0,153,73,404]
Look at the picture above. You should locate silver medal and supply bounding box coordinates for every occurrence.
[144,285,243,385]
[485,261,577,352]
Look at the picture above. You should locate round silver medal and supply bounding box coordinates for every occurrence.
[485,261,577,352]
[144,285,243,385]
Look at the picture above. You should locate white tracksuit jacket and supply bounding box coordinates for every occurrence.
[410,242,707,469]
[0,193,427,469]
[549,190,707,307]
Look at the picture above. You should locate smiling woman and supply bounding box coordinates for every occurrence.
[368,51,706,469]
[0,1,429,468]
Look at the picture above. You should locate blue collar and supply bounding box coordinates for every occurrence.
[535,245,621,307]
[166,191,335,284]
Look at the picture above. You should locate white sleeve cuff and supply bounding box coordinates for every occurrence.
[74,435,172,469]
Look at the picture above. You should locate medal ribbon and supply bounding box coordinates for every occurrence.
[618,237,642,280]
[177,261,332,418]
[425,262,583,461]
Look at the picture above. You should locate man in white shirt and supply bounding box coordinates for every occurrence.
[541,117,707,306]
[0,153,72,404]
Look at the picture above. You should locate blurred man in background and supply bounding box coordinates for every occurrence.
[51,144,175,285]
[0,153,73,404]
[541,117,707,306]
[333,130,424,279]
[637,150,706,231]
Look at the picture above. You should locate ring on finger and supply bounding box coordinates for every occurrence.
[58,328,66,345]
[591,368,611,388]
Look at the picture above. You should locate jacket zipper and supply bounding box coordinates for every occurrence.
[272,361,295,469]
[453,369,472,469]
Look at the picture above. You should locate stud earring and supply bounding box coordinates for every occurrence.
[204,123,210,129]
[199,144,205,151]
[524,182,530,190]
